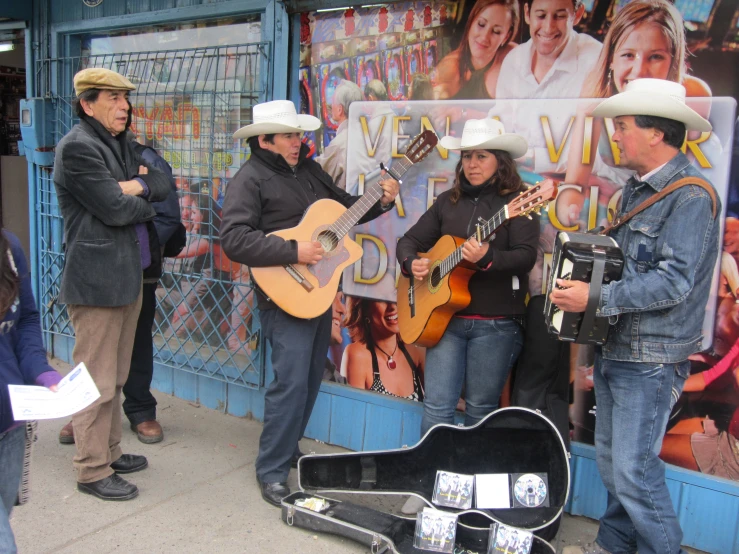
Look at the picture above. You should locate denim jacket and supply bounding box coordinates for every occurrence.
[598,152,720,363]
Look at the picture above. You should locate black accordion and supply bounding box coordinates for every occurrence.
[544,232,624,345]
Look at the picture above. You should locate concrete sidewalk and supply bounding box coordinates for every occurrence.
[8,361,694,554]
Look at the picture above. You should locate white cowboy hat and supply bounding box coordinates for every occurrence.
[592,78,711,132]
[233,100,321,139]
[439,118,528,159]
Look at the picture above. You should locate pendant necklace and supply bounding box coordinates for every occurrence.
[375,340,399,370]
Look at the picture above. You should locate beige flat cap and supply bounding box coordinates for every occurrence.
[73,68,136,96]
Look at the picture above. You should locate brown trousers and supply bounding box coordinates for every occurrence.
[68,290,142,483]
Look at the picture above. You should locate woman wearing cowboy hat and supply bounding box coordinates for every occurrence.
[397,118,539,435]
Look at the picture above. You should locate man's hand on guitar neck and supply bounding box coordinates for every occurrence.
[297,241,324,265]
[550,279,589,312]
[378,175,400,206]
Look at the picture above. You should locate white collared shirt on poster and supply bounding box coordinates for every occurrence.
[492,32,602,175]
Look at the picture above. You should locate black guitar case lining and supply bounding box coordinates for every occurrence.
[281,491,556,554]
[298,408,570,534]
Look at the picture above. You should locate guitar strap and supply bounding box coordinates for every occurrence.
[599,177,717,236]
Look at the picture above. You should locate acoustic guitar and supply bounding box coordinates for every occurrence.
[250,130,438,319]
[397,180,559,347]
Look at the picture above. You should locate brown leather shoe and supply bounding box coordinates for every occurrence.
[130,420,163,444]
[59,421,74,444]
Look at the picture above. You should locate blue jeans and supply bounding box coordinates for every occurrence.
[0,425,25,554]
[256,307,332,483]
[593,353,689,554]
[421,317,522,434]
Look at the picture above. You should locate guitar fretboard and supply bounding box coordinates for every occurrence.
[437,205,510,278]
[328,156,414,238]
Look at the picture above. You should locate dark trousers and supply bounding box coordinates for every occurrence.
[511,295,571,451]
[256,307,333,483]
[122,282,158,426]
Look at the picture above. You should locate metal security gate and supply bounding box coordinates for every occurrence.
[35,42,271,388]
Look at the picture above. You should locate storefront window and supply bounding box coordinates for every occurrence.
[76,18,266,385]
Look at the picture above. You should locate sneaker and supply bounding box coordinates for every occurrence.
[59,421,74,444]
[400,495,427,515]
[562,542,611,554]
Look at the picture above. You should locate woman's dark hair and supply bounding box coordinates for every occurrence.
[73,89,101,119]
[0,231,20,320]
[634,115,686,149]
[344,295,373,344]
[188,180,222,239]
[449,149,526,204]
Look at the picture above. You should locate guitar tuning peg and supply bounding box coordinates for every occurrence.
[526,214,532,220]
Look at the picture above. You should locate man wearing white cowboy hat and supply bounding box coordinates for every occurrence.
[221,100,399,507]
[554,79,720,554]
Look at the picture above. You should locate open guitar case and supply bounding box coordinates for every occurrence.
[281,407,569,553]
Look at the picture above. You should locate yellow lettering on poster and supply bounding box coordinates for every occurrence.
[603,118,621,166]
[427,177,448,209]
[588,185,599,231]
[360,115,385,158]
[582,116,594,164]
[392,116,411,158]
[607,189,623,223]
[541,116,574,163]
[353,234,388,285]
[681,132,712,169]
[549,184,581,231]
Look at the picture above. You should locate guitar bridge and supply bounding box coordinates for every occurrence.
[284,264,314,292]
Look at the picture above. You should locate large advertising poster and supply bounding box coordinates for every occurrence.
[300,0,739,482]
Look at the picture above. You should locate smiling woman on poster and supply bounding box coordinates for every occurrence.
[561,0,713,227]
[433,0,519,100]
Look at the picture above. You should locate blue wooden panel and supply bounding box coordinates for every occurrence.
[173,369,198,402]
[226,383,252,418]
[329,396,366,451]
[304,391,332,443]
[676,481,739,554]
[151,362,174,395]
[400,409,423,447]
[567,446,607,519]
[198,375,226,412]
[363,404,403,451]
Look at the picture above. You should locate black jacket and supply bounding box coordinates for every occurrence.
[53,117,171,306]
[220,143,392,309]
[396,183,539,317]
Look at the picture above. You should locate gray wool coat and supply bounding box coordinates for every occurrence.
[53,117,171,307]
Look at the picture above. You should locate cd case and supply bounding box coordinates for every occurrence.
[414,508,458,553]
[511,473,550,509]
[487,522,533,554]
[432,470,474,509]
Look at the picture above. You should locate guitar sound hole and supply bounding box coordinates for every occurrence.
[430,266,442,288]
[316,230,339,252]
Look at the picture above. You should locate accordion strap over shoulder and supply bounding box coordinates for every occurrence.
[600,177,717,236]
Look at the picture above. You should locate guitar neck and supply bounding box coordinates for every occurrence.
[329,156,414,238]
[438,205,510,278]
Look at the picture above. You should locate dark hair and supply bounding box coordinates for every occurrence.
[73,89,101,119]
[0,231,20,320]
[450,149,526,204]
[187,180,222,237]
[634,115,686,149]
[246,134,276,152]
[344,296,373,344]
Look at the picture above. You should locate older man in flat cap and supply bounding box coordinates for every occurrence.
[53,67,170,501]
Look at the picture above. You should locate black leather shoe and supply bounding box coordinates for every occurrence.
[77,474,138,501]
[291,449,305,469]
[110,454,148,474]
[258,479,290,507]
